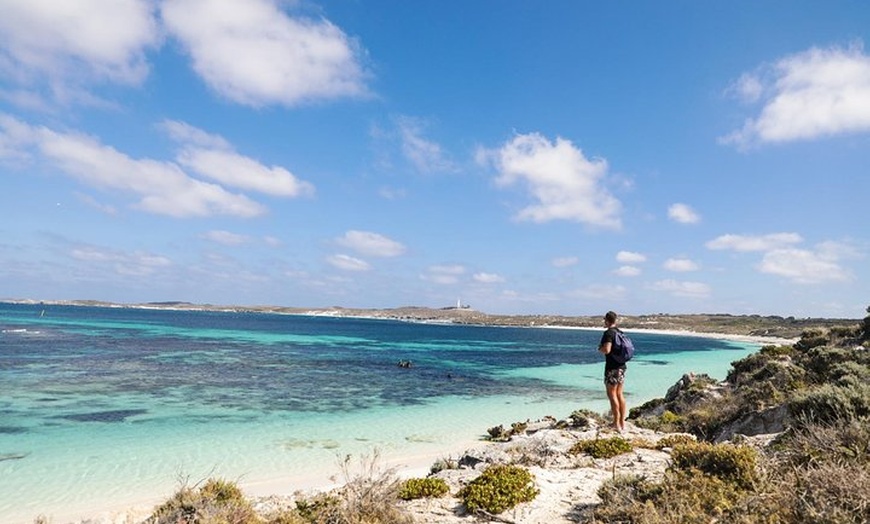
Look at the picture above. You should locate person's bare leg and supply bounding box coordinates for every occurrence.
[616,383,626,431]
[606,383,621,431]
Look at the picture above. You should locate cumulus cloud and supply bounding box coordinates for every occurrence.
[473,272,505,284]
[706,233,803,252]
[707,232,858,284]
[336,230,406,258]
[552,256,579,268]
[38,126,263,217]
[160,0,369,107]
[649,279,711,298]
[616,251,646,264]
[395,116,455,173]
[480,132,621,228]
[721,42,870,146]
[0,0,159,90]
[326,254,370,272]
[758,248,850,284]
[163,120,315,197]
[614,266,641,277]
[664,258,700,272]
[668,203,701,224]
[0,115,280,218]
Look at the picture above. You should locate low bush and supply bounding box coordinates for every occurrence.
[656,433,696,449]
[295,452,413,524]
[789,382,870,425]
[457,464,538,514]
[569,436,632,459]
[670,441,758,489]
[592,469,747,523]
[397,477,449,500]
[149,477,259,524]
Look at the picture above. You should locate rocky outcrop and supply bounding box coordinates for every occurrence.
[714,404,789,443]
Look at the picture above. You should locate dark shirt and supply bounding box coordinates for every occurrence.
[600,327,627,371]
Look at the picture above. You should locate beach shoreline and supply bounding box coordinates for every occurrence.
[1,301,815,524]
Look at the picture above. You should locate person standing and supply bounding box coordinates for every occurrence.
[599,310,627,432]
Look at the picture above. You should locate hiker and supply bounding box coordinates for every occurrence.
[599,310,627,432]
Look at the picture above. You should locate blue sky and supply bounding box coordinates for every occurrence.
[1,1,868,318]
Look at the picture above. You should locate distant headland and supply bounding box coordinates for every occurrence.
[2,298,857,340]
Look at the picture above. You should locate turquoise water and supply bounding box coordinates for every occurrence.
[0,303,758,523]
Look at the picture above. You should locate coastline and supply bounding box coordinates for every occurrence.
[1,300,816,523]
[31,334,785,524]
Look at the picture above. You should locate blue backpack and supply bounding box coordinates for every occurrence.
[611,330,635,364]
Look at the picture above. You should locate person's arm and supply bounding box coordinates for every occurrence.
[599,330,612,355]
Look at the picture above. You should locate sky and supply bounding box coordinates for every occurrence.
[1,1,869,319]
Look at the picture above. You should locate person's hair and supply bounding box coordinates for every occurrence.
[604,311,618,324]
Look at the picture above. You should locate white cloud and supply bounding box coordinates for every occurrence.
[473,272,505,284]
[649,279,711,298]
[0,0,159,89]
[614,266,641,277]
[722,43,870,146]
[336,230,406,258]
[481,132,621,228]
[395,116,455,173]
[758,248,849,284]
[326,254,371,272]
[164,120,315,198]
[160,0,369,107]
[70,245,171,277]
[203,230,250,245]
[552,256,579,268]
[706,233,803,252]
[1,115,266,217]
[40,126,264,218]
[616,251,646,264]
[668,203,700,224]
[422,264,465,285]
[664,258,700,272]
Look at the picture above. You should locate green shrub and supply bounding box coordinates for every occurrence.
[294,492,341,522]
[829,361,870,386]
[656,433,696,449]
[795,329,828,351]
[457,464,538,514]
[660,409,683,425]
[592,469,747,523]
[569,436,633,459]
[670,442,758,489]
[789,382,870,425]
[397,477,449,500]
[759,344,794,358]
[150,477,259,524]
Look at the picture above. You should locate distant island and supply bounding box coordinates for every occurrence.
[3,298,857,340]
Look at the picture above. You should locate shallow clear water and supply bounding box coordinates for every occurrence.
[0,303,757,523]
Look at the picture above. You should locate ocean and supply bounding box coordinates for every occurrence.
[0,303,760,523]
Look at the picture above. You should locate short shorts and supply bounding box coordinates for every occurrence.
[604,367,626,386]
